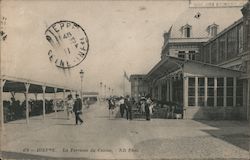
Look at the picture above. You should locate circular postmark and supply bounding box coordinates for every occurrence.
[45,20,89,69]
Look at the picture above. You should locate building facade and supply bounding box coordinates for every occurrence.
[130,74,148,101]
[131,0,250,120]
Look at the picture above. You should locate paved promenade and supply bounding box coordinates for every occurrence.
[1,102,250,160]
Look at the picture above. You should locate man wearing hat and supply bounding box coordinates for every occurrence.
[73,94,83,125]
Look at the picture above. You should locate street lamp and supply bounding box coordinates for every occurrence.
[79,69,84,102]
[104,84,106,99]
[108,87,110,97]
[100,82,103,102]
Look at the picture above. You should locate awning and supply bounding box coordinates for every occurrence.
[147,56,185,80]
[1,75,74,93]
[146,56,244,80]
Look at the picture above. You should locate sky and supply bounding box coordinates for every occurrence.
[1,0,189,96]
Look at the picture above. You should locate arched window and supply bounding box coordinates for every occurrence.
[185,27,191,38]
[181,24,192,38]
[207,23,219,37]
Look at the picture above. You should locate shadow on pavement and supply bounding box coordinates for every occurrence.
[192,107,250,152]
[196,120,250,152]
[1,151,90,160]
[200,127,250,151]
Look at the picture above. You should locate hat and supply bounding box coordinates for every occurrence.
[75,94,79,97]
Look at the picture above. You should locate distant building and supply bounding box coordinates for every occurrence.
[131,0,250,120]
[130,74,148,101]
[82,92,99,104]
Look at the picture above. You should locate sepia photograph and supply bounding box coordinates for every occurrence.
[0,0,250,159]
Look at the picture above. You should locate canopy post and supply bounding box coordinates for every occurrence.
[54,88,57,118]
[183,75,188,119]
[34,93,38,101]
[42,85,46,121]
[0,79,6,130]
[24,83,30,125]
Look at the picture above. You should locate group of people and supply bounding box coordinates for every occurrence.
[116,95,154,121]
[118,95,135,120]
[66,94,83,125]
[139,97,154,121]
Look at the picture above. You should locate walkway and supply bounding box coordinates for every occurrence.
[1,102,250,159]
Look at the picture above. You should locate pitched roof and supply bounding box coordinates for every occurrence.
[146,56,243,80]
[169,7,243,39]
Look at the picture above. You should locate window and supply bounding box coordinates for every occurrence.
[198,78,205,106]
[236,79,243,107]
[207,78,214,107]
[185,27,191,38]
[226,77,233,107]
[227,27,238,59]
[211,41,217,64]
[200,48,204,62]
[188,77,195,106]
[173,79,183,104]
[211,26,218,36]
[178,51,185,59]
[182,24,192,38]
[188,51,196,60]
[218,34,226,63]
[217,78,224,106]
[204,45,210,63]
[238,25,243,54]
[207,23,218,37]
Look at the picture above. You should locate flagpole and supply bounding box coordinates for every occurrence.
[123,74,125,97]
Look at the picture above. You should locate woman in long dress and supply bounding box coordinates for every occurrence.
[145,97,152,121]
[66,94,74,120]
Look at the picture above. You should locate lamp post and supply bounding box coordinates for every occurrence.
[100,82,103,102]
[79,69,84,102]
[108,87,110,98]
[104,84,106,100]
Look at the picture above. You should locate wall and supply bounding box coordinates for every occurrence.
[200,21,243,65]
[185,107,246,120]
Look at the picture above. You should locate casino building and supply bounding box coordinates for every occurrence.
[130,0,250,120]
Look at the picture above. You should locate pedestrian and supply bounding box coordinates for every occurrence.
[145,97,152,121]
[140,98,146,116]
[108,98,115,118]
[86,97,90,109]
[73,94,83,125]
[124,95,132,120]
[66,94,74,120]
[149,102,154,116]
[118,97,125,118]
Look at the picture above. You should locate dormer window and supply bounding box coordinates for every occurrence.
[181,24,192,38]
[207,23,219,37]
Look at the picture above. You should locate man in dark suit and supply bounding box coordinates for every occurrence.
[73,94,83,125]
[124,95,132,120]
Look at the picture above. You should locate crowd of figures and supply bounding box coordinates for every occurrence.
[108,95,183,120]
[3,93,96,124]
[3,97,56,123]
